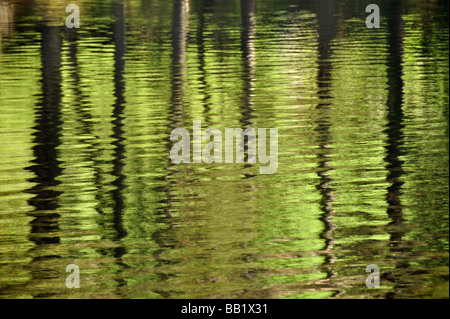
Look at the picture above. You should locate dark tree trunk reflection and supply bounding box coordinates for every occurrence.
[111,1,129,291]
[383,0,407,299]
[26,23,63,298]
[315,0,339,295]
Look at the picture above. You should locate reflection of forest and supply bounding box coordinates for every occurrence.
[0,0,447,298]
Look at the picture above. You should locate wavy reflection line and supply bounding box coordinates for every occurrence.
[240,0,256,128]
[314,0,340,297]
[383,0,406,299]
[64,19,128,296]
[26,23,63,298]
[240,0,257,177]
[169,0,190,127]
[111,0,129,291]
[148,0,191,299]
[197,0,213,123]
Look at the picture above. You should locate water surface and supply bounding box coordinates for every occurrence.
[0,0,448,299]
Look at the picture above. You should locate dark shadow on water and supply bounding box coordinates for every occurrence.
[110,0,129,290]
[314,0,340,297]
[383,0,407,299]
[26,23,63,298]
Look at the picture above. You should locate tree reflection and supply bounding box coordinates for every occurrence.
[26,23,63,298]
[383,0,407,299]
[314,0,339,295]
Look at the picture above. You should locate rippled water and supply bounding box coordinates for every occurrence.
[0,0,448,299]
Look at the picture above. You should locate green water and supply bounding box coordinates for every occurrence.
[0,0,448,299]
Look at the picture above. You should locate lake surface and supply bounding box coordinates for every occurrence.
[0,0,448,299]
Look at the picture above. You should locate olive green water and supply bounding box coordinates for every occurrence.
[0,0,448,299]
